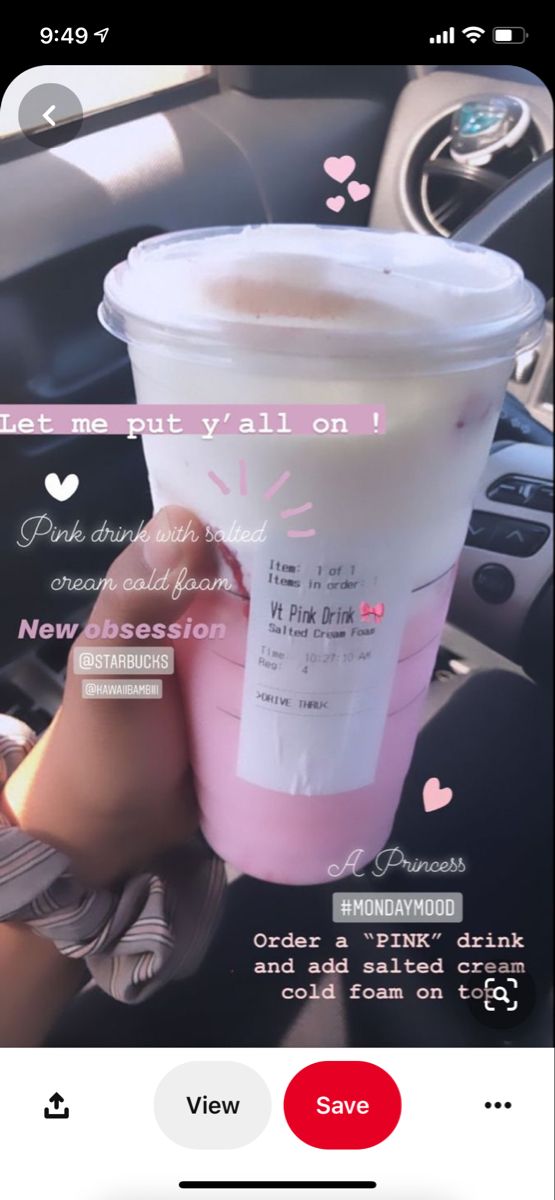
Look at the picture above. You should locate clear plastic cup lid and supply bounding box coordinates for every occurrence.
[99,225,545,364]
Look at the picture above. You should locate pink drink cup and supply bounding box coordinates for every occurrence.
[100,226,544,883]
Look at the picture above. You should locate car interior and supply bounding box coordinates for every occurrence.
[0,63,552,1047]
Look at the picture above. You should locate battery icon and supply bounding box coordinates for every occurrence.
[493,26,528,42]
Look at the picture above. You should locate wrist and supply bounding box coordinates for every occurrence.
[2,728,124,888]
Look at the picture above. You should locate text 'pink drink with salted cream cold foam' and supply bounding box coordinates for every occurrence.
[100,225,543,883]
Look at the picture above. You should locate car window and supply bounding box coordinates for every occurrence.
[0,64,211,138]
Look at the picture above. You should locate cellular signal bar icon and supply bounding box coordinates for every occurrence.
[430,27,455,43]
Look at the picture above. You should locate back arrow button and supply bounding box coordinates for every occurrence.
[18,83,83,147]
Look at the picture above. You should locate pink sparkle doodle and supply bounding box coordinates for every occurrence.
[264,470,291,500]
[280,502,313,518]
[207,470,230,495]
[280,499,316,538]
[208,464,316,536]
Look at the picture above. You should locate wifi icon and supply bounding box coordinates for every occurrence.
[463,25,486,42]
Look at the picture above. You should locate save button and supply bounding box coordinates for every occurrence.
[284,1061,401,1148]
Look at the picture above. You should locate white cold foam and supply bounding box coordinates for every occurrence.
[117,227,519,587]
[132,353,511,591]
[109,225,528,338]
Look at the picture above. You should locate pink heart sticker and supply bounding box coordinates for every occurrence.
[423,777,453,813]
[326,195,346,213]
[348,180,371,202]
[324,155,356,184]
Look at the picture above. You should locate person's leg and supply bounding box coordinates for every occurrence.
[346,670,553,1046]
[47,872,340,1047]
[47,670,552,1048]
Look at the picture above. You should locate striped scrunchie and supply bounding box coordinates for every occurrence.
[0,714,226,1003]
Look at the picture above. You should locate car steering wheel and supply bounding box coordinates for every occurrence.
[456,149,553,452]
[448,151,553,684]
[453,149,553,297]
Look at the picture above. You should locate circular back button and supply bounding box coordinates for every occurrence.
[18,84,83,147]
[284,1060,401,1149]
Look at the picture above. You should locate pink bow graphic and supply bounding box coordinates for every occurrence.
[359,601,385,623]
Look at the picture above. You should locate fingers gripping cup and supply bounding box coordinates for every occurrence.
[100,226,543,884]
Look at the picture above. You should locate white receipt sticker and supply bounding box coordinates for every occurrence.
[237,539,410,795]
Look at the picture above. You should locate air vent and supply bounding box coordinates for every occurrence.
[405,108,544,237]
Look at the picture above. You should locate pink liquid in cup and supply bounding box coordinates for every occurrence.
[177,562,457,884]
[99,225,544,883]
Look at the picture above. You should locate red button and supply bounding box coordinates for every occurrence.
[284,1060,401,1149]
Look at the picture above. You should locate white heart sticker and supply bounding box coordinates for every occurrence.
[44,473,80,502]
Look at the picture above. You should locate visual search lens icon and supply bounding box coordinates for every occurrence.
[462,25,486,42]
[467,969,536,1029]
